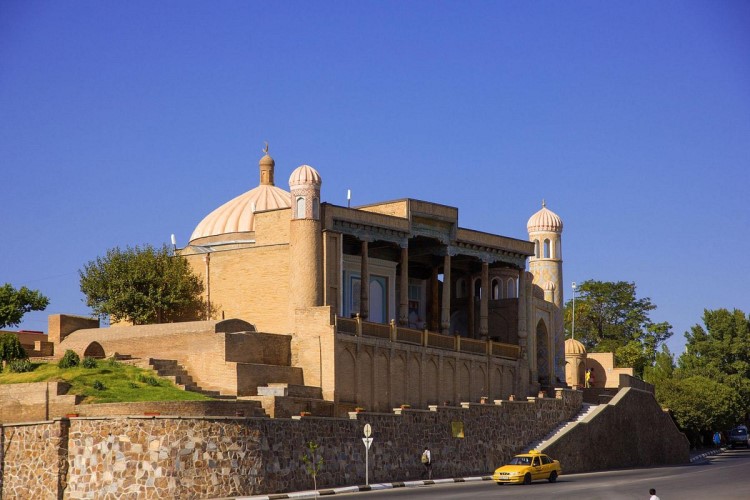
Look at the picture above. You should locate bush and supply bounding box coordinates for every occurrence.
[106,356,121,367]
[8,358,33,373]
[0,333,28,363]
[82,357,98,369]
[137,373,161,387]
[128,381,140,389]
[59,350,80,369]
[92,380,106,390]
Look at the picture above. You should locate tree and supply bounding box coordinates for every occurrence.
[0,283,50,329]
[678,308,750,417]
[79,244,206,325]
[300,440,324,492]
[643,344,675,386]
[564,280,672,376]
[0,332,29,366]
[656,375,743,448]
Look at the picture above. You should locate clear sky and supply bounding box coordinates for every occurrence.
[2,1,748,357]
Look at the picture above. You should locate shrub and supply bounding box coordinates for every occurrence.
[106,356,121,367]
[128,381,140,389]
[58,350,80,368]
[137,373,161,386]
[0,333,28,363]
[81,356,98,368]
[92,380,106,390]
[8,358,33,373]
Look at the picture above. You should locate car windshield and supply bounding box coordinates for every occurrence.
[509,456,531,466]
[733,428,747,435]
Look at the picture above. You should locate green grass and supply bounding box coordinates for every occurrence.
[0,359,212,403]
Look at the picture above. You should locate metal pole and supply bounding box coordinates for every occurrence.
[365,445,369,486]
[571,282,576,340]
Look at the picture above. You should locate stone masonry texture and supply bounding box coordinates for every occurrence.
[0,388,689,499]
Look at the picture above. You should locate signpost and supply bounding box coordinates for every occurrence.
[362,424,373,486]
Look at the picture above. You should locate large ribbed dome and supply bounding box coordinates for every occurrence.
[527,200,563,233]
[189,148,292,242]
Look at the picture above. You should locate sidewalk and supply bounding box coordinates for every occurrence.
[234,449,725,500]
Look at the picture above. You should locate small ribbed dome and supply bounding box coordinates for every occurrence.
[527,200,563,233]
[565,338,586,355]
[289,165,322,188]
[260,153,274,166]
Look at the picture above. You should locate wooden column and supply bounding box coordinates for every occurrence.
[399,245,409,326]
[441,253,451,334]
[360,240,369,320]
[479,261,489,339]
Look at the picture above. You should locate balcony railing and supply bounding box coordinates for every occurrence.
[334,315,520,360]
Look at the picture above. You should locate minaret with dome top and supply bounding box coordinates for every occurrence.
[527,200,565,384]
[288,163,323,311]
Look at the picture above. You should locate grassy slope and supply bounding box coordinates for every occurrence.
[0,360,212,403]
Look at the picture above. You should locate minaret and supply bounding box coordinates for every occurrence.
[288,164,323,311]
[527,200,565,383]
[527,200,563,306]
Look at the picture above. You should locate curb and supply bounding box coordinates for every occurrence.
[689,447,725,463]
[235,476,493,499]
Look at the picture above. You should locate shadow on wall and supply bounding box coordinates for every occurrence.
[542,387,690,474]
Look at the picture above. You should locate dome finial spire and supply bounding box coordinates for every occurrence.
[259,141,275,186]
[542,199,546,208]
[263,141,269,155]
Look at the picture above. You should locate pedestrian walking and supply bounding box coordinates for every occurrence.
[585,368,591,388]
[649,488,660,500]
[713,430,721,447]
[420,447,432,479]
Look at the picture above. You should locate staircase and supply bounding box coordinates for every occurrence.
[523,403,598,452]
[248,382,335,418]
[141,358,236,400]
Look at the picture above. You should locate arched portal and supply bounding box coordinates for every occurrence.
[83,341,105,359]
[536,319,550,385]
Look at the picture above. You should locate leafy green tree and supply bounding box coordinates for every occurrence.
[678,308,750,417]
[79,244,206,325]
[643,344,675,386]
[565,280,672,376]
[0,332,29,366]
[0,283,50,329]
[656,375,743,447]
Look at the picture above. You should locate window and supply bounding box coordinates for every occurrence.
[492,279,500,299]
[534,240,540,258]
[506,278,516,298]
[296,196,305,219]
[474,278,482,299]
[543,239,551,258]
[312,197,320,219]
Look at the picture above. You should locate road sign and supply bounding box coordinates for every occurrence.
[364,423,372,437]
[362,437,373,450]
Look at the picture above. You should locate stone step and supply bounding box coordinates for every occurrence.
[524,403,598,452]
[257,383,322,399]
[247,394,335,418]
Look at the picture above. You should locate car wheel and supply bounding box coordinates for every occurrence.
[496,482,504,486]
[523,473,531,485]
[548,471,558,483]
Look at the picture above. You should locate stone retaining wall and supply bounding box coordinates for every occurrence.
[543,387,689,473]
[0,388,690,498]
[0,389,581,498]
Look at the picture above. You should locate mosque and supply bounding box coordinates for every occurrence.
[171,145,568,412]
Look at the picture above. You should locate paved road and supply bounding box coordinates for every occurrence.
[334,448,750,500]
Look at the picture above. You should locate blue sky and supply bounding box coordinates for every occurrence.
[1,1,748,357]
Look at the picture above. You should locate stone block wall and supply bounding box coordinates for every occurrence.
[0,382,78,424]
[1,420,68,500]
[542,387,689,473]
[0,390,582,498]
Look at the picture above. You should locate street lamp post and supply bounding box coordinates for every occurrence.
[571,282,577,340]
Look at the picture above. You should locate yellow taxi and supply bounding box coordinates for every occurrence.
[492,450,561,485]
